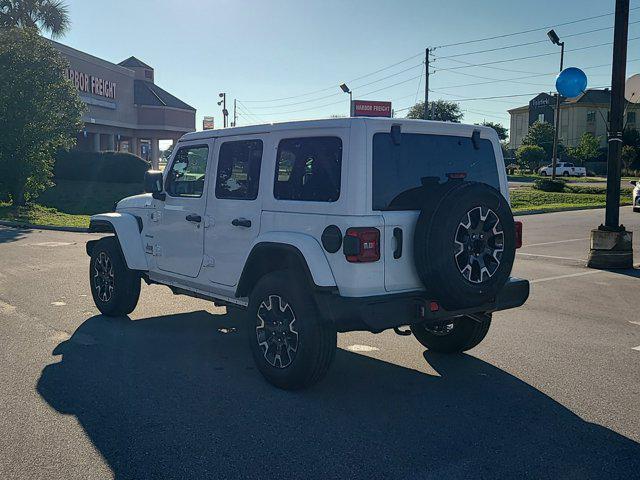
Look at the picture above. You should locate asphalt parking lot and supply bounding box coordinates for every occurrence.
[1,207,640,479]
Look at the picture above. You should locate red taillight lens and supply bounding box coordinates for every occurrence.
[514,221,523,249]
[344,227,380,263]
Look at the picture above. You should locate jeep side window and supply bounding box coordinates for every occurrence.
[274,136,342,202]
[215,139,263,200]
[165,145,209,198]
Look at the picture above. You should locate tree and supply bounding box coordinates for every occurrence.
[477,121,508,141]
[406,99,463,122]
[566,133,600,164]
[0,0,70,37]
[515,145,546,172]
[521,121,558,159]
[0,28,84,205]
[621,145,638,170]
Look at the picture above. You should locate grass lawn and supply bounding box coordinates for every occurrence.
[511,188,632,214]
[0,180,143,229]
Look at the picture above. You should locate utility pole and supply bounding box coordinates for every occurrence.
[587,0,632,269]
[551,41,564,181]
[424,48,430,120]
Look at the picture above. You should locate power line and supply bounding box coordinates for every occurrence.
[436,20,640,60]
[435,36,640,72]
[432,6,640,49]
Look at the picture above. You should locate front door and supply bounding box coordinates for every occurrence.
[155,142,212,278]
[204,135,265,287]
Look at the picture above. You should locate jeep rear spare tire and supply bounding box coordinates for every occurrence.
[414,182,516,309]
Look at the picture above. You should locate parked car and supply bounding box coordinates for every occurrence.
[86,118,529,389]
[630,180,640,212]
[539,162,587,177]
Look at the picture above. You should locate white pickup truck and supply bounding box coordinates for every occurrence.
[538,162,587,177]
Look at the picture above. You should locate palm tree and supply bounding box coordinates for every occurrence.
[0,0,70,37]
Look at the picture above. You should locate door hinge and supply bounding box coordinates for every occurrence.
[203,255,215,267]
[153,245,162,257]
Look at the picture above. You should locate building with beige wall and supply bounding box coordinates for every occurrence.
[52,41,196,168]
[509,89,639,151]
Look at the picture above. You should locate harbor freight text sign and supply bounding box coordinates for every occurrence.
[351,100,392,117]
[203,116,215,130]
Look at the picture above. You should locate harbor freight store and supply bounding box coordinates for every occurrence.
[53,40,196,168]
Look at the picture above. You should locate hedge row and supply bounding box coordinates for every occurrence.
[54,150,151,184]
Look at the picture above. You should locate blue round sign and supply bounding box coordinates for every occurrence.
[555,67,587,98]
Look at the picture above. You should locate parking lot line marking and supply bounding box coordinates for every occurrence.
[530,270,605,284]
[632,346,640,351]
[629,321,640,326]
[522,238,589,248]
[517,252,584,262]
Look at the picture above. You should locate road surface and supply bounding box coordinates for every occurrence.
[1,207,639,479]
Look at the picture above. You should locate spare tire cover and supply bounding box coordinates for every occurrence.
[413,181,516,309]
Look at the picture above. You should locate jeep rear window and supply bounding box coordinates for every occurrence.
[274,137,342,202]
[372,132,500,211]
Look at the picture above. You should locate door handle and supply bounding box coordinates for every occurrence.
[231,218,252,228]
[186,214,202,223]
[393,227,403,259]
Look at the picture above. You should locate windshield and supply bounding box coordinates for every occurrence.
[372,132,500,211]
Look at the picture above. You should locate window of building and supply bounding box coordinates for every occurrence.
[215,140,263,200]
[537,113,545,123]
[274,137,342,202]
[165,145,209,198]
[628,111,636,124]
[586,111,596,123]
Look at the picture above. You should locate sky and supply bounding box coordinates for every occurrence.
[58,0,639,134]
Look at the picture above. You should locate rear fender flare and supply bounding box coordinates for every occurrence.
[235,232,337,297]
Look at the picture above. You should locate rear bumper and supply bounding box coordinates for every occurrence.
[315,277,530,333]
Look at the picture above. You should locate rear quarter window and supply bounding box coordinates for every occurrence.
[372,132,500,211]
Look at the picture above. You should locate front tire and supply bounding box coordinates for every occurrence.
[410,314,491,353]
[247,271,336,390]
[89,237,141,316]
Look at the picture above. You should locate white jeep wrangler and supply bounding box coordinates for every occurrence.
[86,118,529,389]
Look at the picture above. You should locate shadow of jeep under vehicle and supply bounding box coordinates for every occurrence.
[37,311,640,479]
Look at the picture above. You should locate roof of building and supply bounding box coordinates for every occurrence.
[134,80,195,111]
[509,88,615,113]
[118,56,153,69]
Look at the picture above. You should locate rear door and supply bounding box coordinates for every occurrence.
[371,128,503,292]
[204,135,266,287]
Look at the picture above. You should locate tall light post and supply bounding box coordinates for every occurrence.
[548,29,564,181]
[217,92,228,128]
[340,83,352,116]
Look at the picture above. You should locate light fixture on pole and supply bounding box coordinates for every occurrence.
[340,83,352,116]
[217,92,228,128]
[547,29,565,181]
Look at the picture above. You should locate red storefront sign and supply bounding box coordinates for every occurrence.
[351,100,392,117]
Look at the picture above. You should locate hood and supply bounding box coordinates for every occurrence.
[116,193,154,210]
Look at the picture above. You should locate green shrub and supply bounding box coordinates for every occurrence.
[533,178,566,192]
[565,185,633,196]
[54,150,151,183]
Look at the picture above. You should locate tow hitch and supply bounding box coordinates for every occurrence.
[393,326,412,336]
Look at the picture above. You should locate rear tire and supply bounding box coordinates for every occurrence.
[247,271,336,390]
[89,237,141,316]
[411,314,491,353]
[540,171,547,176]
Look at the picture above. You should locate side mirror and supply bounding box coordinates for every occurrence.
[630,180,637,186]
[144,170,165,200]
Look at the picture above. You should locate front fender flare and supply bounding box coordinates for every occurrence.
[88,213,148,271]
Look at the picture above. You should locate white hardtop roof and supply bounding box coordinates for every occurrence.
[178,117,494,143]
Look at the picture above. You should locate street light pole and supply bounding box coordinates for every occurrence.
[587,0,633,269]
[339,83,352,116]
[548,30,564,181]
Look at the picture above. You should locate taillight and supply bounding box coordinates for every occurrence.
[344,227,380,263]
[514,221,523,249]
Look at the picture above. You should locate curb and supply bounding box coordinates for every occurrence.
[514,204,632,216]
[0,220,89,233]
